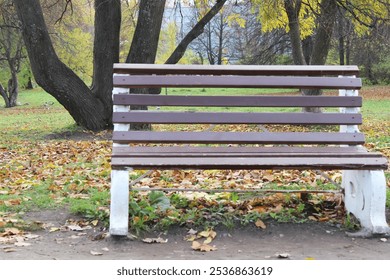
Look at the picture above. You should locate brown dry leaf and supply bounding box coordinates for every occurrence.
[277,253,290,259]
[3,248,16,253]
[142,237,168,244]
[255,219,267,229]
[191,241,217,252]
[0,221,6,227]
[67,225,83,231]
[90,250,103,256]
[91,220,99,226]
[198,229,217,239]
[0,228,20,237]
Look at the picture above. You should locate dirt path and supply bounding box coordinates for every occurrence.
[1,208,389,260]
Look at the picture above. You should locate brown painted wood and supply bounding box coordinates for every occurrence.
[112,131,365,145]
[112,146,369,155]
[111,156,387,170]
[113,75,362,90]
[112,146,382,158]
[113,63,360,76]
[113,94,363,107]
[113,111,362,125]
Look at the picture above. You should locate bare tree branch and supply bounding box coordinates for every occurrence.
[165,0,228,64]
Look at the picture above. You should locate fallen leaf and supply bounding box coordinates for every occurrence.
[0,221,6,227]
[191,241,217,252]
[67,225,83,231]
[91,232,108,241]
[49,227,60,233]
[91,220,99,226]
[101,247,110,252]
[380,238,387,242]
[255,219,267,229]
[3,248,16,253]
[24,234,40,240]
[142,237,168,244]
[198,229,217,239]
[277,253,290,259]
[0,228,20,237]
[90,250,103,256]
[187,228,197,235]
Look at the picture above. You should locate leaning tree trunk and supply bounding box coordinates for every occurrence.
[14,0,120,131]
[165,0,227,64]
[303,0,338,112]
[284,0,306,65]
[125,0,166,131]
[0,84,11,108]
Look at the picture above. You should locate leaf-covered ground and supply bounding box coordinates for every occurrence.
[0,86,389,253]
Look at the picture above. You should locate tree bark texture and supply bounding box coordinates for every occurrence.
[310,0,338,65]
[91,0,121,124]
[14,0,114,131]
[125,0,166,130]
[0,84,10,108]
[284,0,306,65]
[126,0,166,64]
[302,0,338,102]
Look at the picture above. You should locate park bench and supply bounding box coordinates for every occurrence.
[109,63,389,237]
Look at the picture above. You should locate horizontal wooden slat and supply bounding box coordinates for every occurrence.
[112,146,370,156]
[113,63,360,76]
[113,75,362,90]
[112,146,384,158]
[113,112,362,125]
[111,156,387,170]
[112,131,365,145]
[113,94,362,107]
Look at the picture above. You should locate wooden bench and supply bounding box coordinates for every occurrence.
[110,63,389,237]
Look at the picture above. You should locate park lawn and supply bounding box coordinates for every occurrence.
[0,86,389,234]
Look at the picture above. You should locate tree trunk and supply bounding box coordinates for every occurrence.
[217,13,224,65]
[302,0,338,112]
[337,11,345,65]
[310,0,338,65]
[284,0,306,65]
[26,77,33,89]
[0,84,10,108]
[125,0,166,130]
[91,0,121,126]
[126,0,166,64]
[14,0,111,131]
[8,72,18,107]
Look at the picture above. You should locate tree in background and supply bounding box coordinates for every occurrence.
[0,0,25,108]
[14,0,228,130]
[253,0,389,67]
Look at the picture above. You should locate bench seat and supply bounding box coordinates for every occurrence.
[111,146,387,170]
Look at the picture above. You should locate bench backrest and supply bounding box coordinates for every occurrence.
[112,64,363,147]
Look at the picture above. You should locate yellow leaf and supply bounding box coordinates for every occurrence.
[49,227,60,233]
[255,219,267,229]
[191,241,217,252]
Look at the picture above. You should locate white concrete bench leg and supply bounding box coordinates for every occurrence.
[109,169,130,236]
[342,170,390,237]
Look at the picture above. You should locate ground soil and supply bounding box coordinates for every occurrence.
[1,208,390,260]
